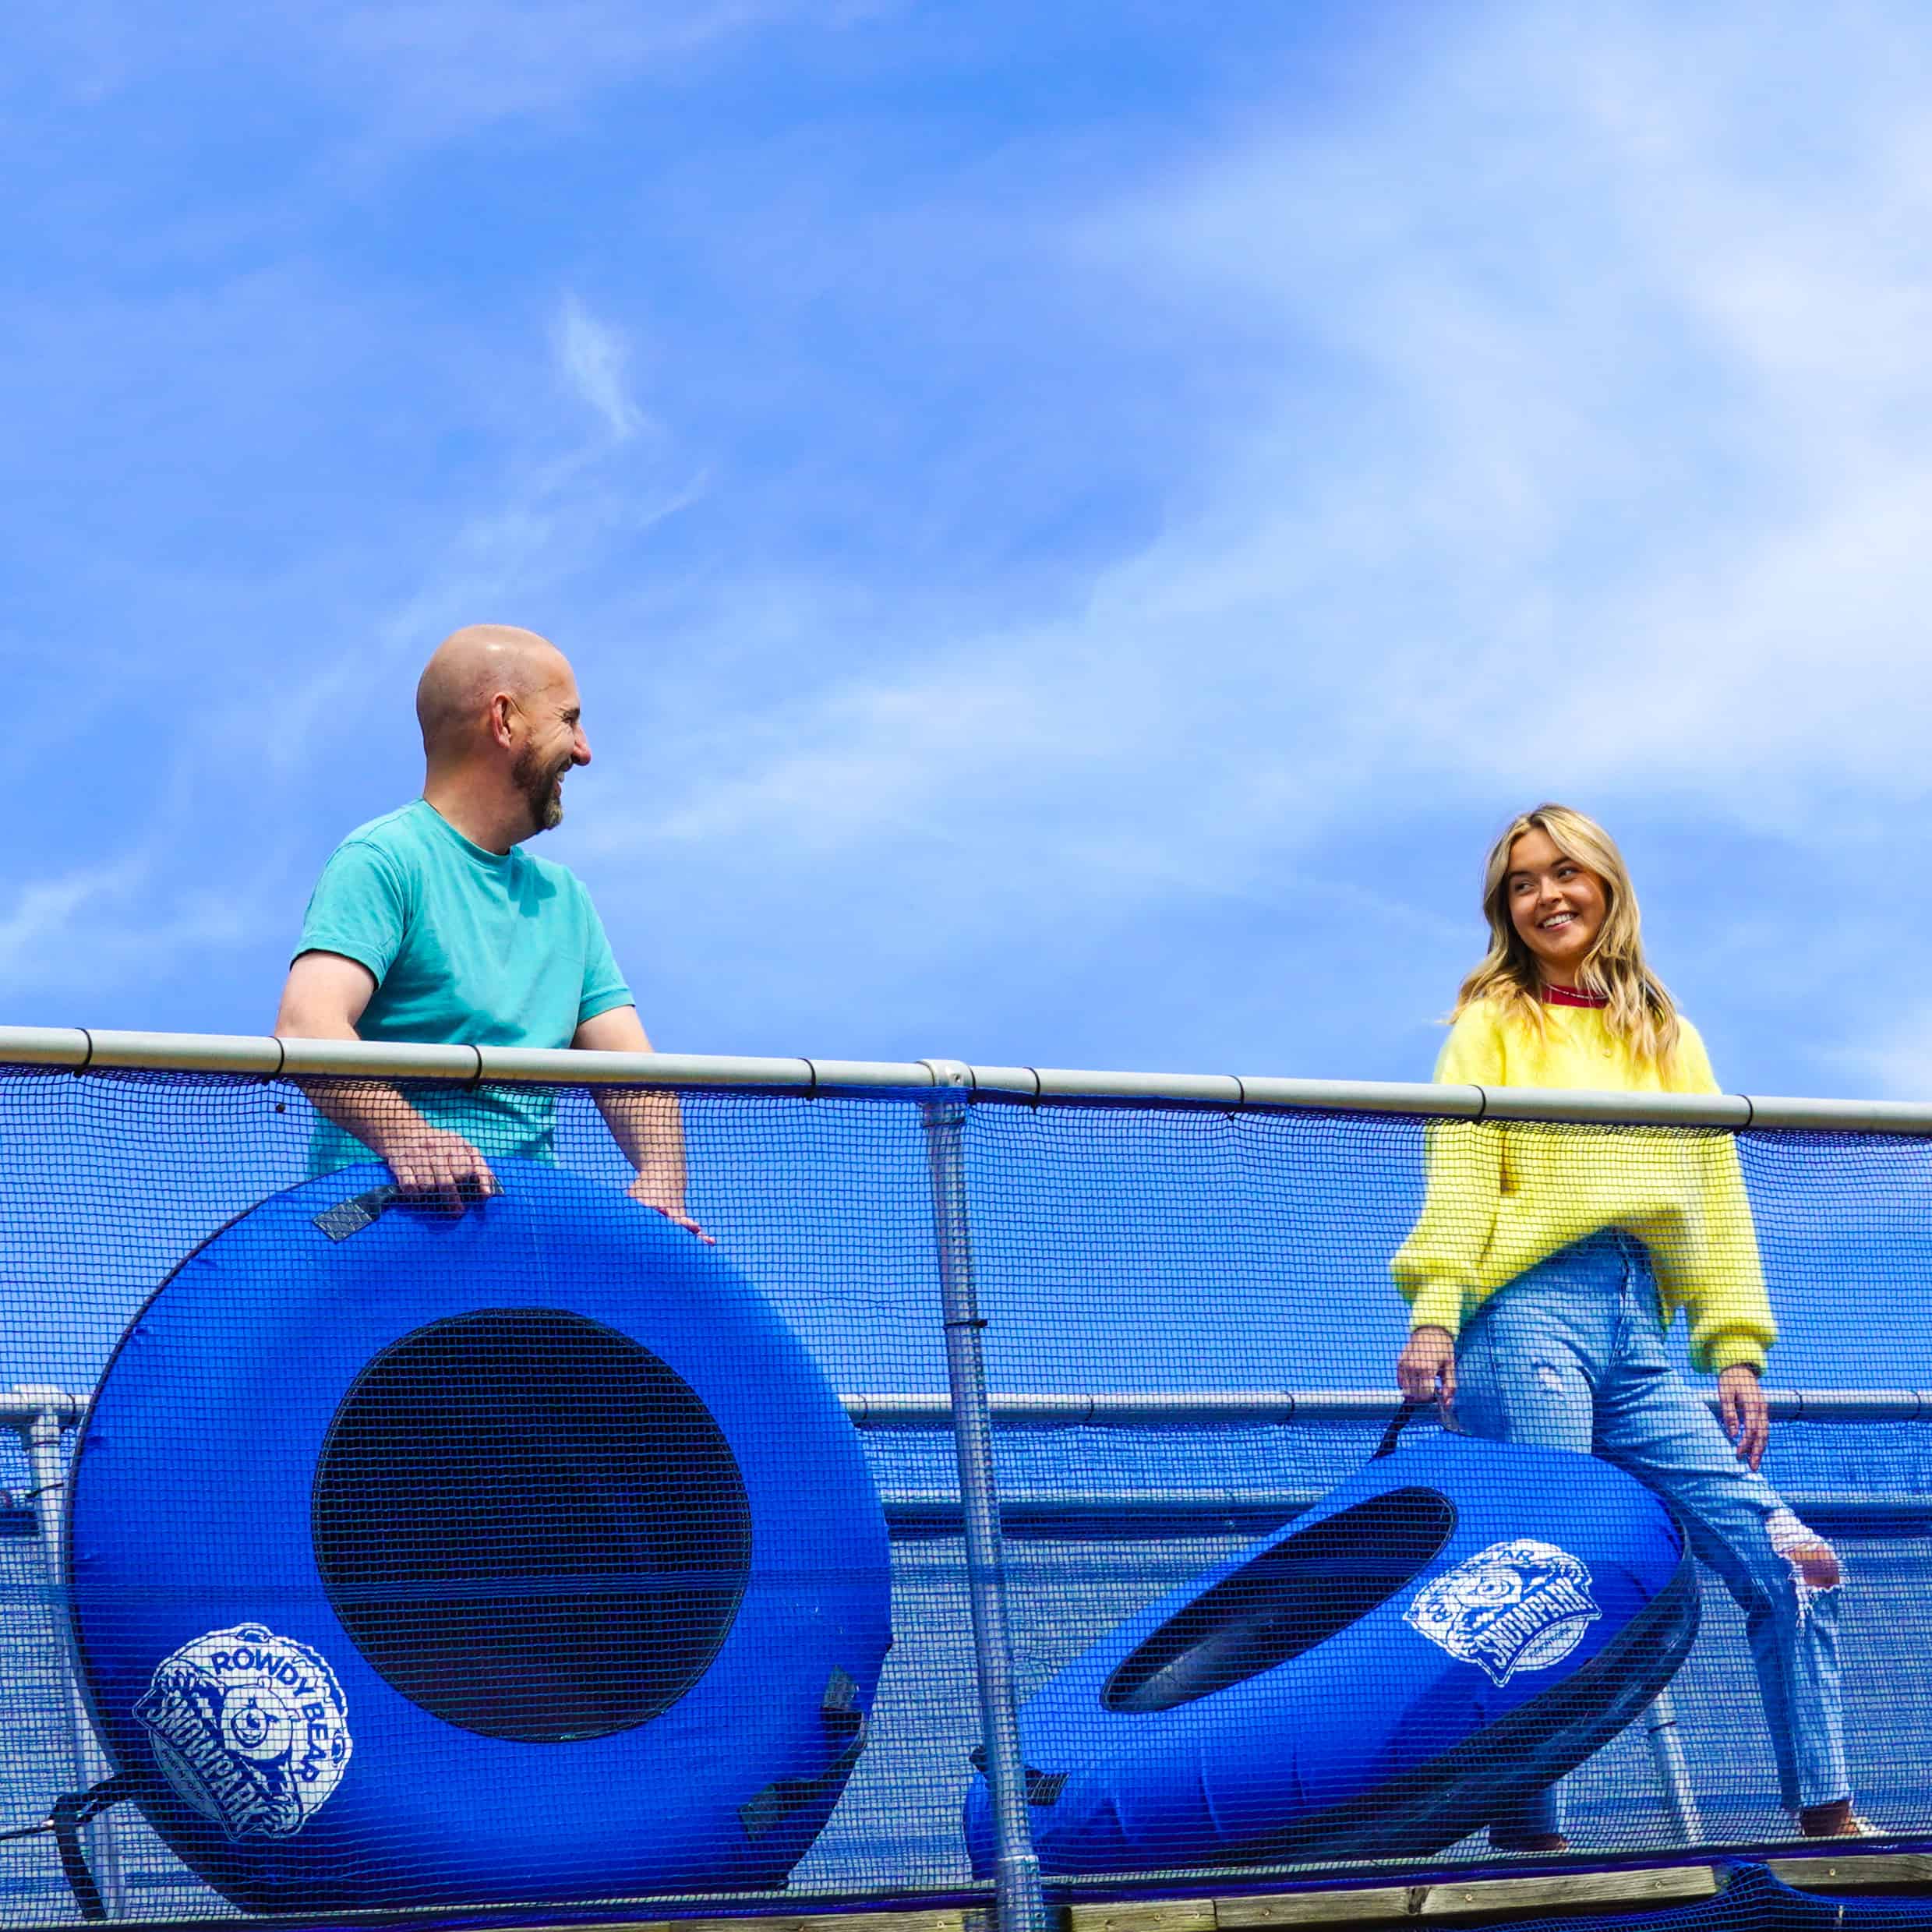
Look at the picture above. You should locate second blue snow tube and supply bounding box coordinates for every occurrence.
[964,1432,1697,1874]
[67,1160,892,1913]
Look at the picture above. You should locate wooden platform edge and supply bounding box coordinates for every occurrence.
[560,1913,983,1932]
[1069,1864,1719,1932]
[1765,1851,1932,1893]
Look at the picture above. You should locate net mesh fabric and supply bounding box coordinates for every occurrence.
[0,1068,1926,1922]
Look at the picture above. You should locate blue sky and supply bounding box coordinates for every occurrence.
[5,0,1930,1097]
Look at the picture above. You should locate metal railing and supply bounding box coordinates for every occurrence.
[5,1023,1932,1132]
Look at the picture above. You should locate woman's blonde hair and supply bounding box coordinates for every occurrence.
[1456,803,1680,1065]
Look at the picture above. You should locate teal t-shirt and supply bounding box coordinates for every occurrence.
[295,800,632,1171]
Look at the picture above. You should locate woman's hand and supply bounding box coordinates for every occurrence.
[1718,1363,1769,1471]
[1397,1325,1457,1412]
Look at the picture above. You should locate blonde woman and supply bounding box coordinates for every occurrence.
[1392,804,1860,1852]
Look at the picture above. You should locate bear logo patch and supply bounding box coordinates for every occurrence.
[1404,1538,1602,1686]
[135,1624,351,1840]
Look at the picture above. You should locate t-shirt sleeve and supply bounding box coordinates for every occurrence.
[577,893,633,1026]
[295,840,411,984]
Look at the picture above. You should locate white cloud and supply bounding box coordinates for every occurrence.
[0,869,131,984]
[326,0,893,129]
[585,1,1932,885]
[0,861,263,1001]
[16,0,1932,1083]
[15,0,897,133]
[1827,1003,1932,1101]
[479,0,1932,1086]
[553,295,645,443]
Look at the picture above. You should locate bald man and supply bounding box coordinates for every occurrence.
[274,624,702,1233]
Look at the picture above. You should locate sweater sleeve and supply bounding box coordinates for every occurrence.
[1655,1022,1776,1375]
[1390,1006,1506,1337]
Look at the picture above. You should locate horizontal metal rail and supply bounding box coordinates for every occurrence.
[881,1488,1932,1537]
[5,1025,1932,1131]
[9,1386,1925,1538]
[842,1388,1932,1427]
[12,1385,1930,1433]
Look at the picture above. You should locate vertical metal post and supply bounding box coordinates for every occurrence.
[1644,1689,1703,1845]
[20,1393,126,1917]
[920,1061,1047,1932]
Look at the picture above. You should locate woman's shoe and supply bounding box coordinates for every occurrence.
[1489,1828,1570,1853]
[1799,1800,1881,1838]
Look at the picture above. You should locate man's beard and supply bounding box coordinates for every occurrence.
[512,745,570,833]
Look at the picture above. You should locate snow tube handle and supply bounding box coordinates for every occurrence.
[313,1185,402,1241]
[738,1669,870,1842]
[52,1771,147,1921]
[1373,1397,1436,1460]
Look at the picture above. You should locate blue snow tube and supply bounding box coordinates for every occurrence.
[964,1432,1697,1874]
[66,1160,892,1913]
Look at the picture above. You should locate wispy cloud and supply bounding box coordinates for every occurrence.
[324,0,895,132]
[0,869,133,987]
[513,1,1932,1079]
[574,5,1932,867]
[13,0,896,132]
[15,0,1932,1084]
[553,295,646,443]
[0,860,266,1003]
[1828,1003,1932,1101]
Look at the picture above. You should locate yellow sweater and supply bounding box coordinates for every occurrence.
[1390,997,1773,1374]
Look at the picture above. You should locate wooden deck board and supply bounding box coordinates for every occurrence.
[1071,1864,1718,1931]
[1766,1852,1932,1892]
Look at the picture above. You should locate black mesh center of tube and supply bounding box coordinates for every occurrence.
[313,1309,752,1742]
[1104,1487,1457,1714]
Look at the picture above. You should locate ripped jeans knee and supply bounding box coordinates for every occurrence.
[1768,1506,1842,1596]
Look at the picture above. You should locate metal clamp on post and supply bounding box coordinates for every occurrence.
[918,1060,1047,1932]
[13,1392,126,1918]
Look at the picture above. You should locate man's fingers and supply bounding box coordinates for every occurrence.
[450,1149,496,1202]
[1439,1354,1457,1414]
[385,1136,496,1215]
[411,1153,467,1216]
[630,1192,712,1241]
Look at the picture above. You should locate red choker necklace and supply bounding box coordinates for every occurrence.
[1541,983,1609,1008]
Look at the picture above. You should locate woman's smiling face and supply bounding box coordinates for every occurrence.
[1506,826,1607,986]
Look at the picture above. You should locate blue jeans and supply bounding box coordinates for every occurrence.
[1454,1232,1848,1836]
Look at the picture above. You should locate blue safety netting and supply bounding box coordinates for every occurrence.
[0,1067,1927,1925]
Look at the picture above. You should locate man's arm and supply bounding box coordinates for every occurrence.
[274,952,497,1212]
[573,1005,708,1241]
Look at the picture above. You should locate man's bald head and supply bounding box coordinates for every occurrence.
[415,624,570,763]
[413,623,592,847]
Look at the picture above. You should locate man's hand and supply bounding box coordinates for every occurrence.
[1397,1325,1457,1411]
[376,1125,500,1217]
[626,1172,714,1243]
[576,1006,711,1241]
[1718,1362,1769,1470]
